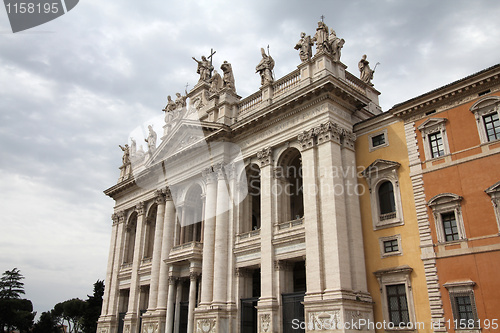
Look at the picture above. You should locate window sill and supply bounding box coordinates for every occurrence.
[374,218,404,230]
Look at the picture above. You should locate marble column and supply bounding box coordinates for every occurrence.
[165,277,177,333]
[100,212,121,317]
[148,191,166,311]
[126,202,146,331]
[187,273,198,333]
[173,281,183,333]
[298,131,324,298]
[212,163,230,306]
[199,168,217,305]
[157,189,175,312]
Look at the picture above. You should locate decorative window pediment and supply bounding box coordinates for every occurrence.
[418,118,450,160]
[470,96,500,143]
[427,193,466,243]
[485,181,500,232]
[362,159,404,229]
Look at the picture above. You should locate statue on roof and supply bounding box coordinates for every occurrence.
[209,70,223,94]
[312,21,329,53]
[221,61,236,92]
[256,47,274,86]
[119,144,130,166]
[358,54,375,86]
[175,92,187,109]
[145,125,157,153]
[192,56,213,82]
[327,29,345,62]
[295,32,314,62]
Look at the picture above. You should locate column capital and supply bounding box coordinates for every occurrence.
[202,167,217,184]
[257,147,273,167]
[298,127,317,151]
[341,129,356,150]
[316,121,341,145]
[135,202,145,216]
[111,212,122,225]
[274,260,292,271]
[155,189,166,205]
[214,162,226,180]
[189,272,200,281]
[235,267,252,277]
[168,276,178,285]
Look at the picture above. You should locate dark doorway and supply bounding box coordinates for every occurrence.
[179,301,189,333]
[241,298,259,333]
[282,293,305,333]
[117,313,126,333]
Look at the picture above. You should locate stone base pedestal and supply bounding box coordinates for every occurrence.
[96,316,118,333]
[140,311,166,333]
[256,299,279,333]
[193,306,236,333]
[303,296,375,333]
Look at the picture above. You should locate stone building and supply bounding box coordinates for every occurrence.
[96,22,500,333]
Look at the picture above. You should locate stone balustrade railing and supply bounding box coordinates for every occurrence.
[276,217,304,231]
[238,91,263,118]
[237,228,261,241]
[344,71,367,95]
[272,68,301,98]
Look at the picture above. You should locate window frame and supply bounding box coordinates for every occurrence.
[362,159,404,230]
[374,266,416,328]
[379,234,402,258]
[444,281,480,332]
[417,117,450,161]
[368,128,389,151]
[470,95,500,144]
[483,112,500,142]
[427,193,466,244]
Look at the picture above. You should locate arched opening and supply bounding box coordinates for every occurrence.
[378,181,396,218]
[240,163,261,233]
[143,204,157,259]
[277,148,304,222]
[124,212,137,264]
[179,184,203,244]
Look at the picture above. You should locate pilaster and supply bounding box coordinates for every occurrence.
[257,146,279,333]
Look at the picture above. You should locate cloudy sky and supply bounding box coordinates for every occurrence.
[1,0,500,318]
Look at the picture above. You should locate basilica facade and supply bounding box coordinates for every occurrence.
[97,22,500,333]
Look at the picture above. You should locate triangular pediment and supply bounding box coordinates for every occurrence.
[417,117,447,131]
[361,159,400,178]
[146,119,227,166]
[485,181,500,195]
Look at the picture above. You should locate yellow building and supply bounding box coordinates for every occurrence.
[355,112,434,332]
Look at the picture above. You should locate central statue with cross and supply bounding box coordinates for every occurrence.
[192,49,216,83]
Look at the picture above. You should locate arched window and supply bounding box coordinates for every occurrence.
[276,148,304,222]
[124,212,137,264]
[180,184,203,244]
[378,181,396,215]
[143,204,157,259]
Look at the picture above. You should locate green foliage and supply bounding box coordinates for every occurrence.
[82,280,104,333]
[0,268,25,299]
[0,268,34,333]
[52,298,86,333]
[32,312,59,333]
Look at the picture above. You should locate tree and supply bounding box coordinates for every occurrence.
[0,268,25,299]
[82,280,104,333]
[52,298,86,333]
[32,312,58,333]
[0,268,34,333]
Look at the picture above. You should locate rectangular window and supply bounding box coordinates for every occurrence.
[383,239,399,253]
[371,133,385,147]
[456,296,474,321]
[428,132,444,158]
[441,212,459,241]
[483,113,500,142]
[386,284,409,324]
